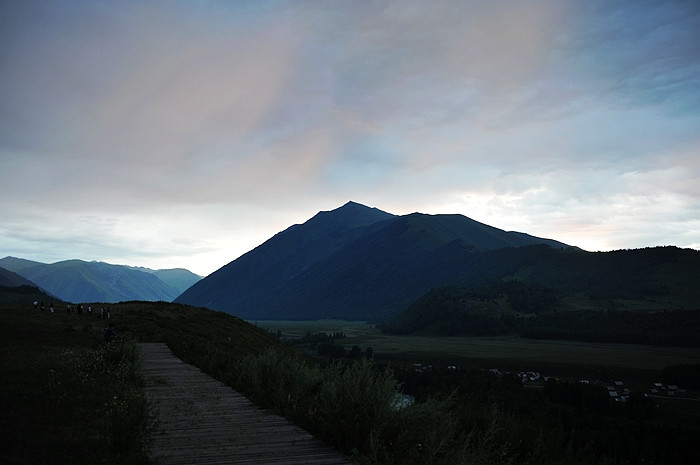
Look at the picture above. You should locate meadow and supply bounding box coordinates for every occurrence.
[260,319,700,376]
[0,304,149,465]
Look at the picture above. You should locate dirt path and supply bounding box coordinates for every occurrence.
[139,343,353,464]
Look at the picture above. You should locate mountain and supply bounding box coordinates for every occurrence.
[0,257,44,273]
[0,266,37,288]
[0,266,59,304]
[126,266,202,294]
[174,201,397,315]
[0,257,201,303]
[381,245,700,346]
[174,201,572,321]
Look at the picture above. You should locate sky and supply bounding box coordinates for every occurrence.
[1,0,699,277]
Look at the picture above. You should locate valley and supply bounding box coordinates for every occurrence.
[261,319,700,380]
[3,298,699,465]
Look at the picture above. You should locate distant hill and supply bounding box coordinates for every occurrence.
[0,257,44,272]
[175,201,572,321]
[0,266,36,288]
[126,266,202,294]
[382,262,700,347]
[0,257,200,303]
[0,266,59,304]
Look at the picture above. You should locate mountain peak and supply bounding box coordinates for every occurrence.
[342,200,363,208]
[337,200,385,212]
[309,201,396,229]
[175,202,576,321]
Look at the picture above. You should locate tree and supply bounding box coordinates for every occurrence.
[349,345,362,359]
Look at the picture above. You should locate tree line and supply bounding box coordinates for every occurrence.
[383,284,700,347]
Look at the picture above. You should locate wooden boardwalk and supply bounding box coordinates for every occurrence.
[139,343,353,465]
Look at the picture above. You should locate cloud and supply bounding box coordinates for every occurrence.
[1,0,699,275]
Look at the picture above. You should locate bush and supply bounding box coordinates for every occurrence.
[314,360,398,454]
[234,347,323,423]
[370,395,470,465]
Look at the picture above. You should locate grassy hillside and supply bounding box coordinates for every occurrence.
[3,298,699,465]
[1,304,147,464]
[0,298,292,465]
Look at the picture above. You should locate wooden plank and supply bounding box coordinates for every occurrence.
[139,343,353,465]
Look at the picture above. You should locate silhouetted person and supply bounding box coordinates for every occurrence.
[104,323,116,342]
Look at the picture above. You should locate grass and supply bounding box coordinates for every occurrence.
[259,319,700,374]
[0,304,150,465]
[0,300,286,465]
[4,302,699,465]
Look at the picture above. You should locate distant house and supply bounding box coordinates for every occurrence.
[391,393,415,410]
[412,363,432,373]
[518,371,541,382]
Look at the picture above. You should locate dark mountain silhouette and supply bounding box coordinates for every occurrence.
[174,201,397,315]
[0,266,36,288]
[174,201,572,321]
[0,257,200,303]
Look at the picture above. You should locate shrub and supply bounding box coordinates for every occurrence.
[234,347,323,423]
[314,360,398,454]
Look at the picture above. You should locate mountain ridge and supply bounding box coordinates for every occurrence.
[0,266,37,288]
[0,257,200,303]
[175,202,573,321]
